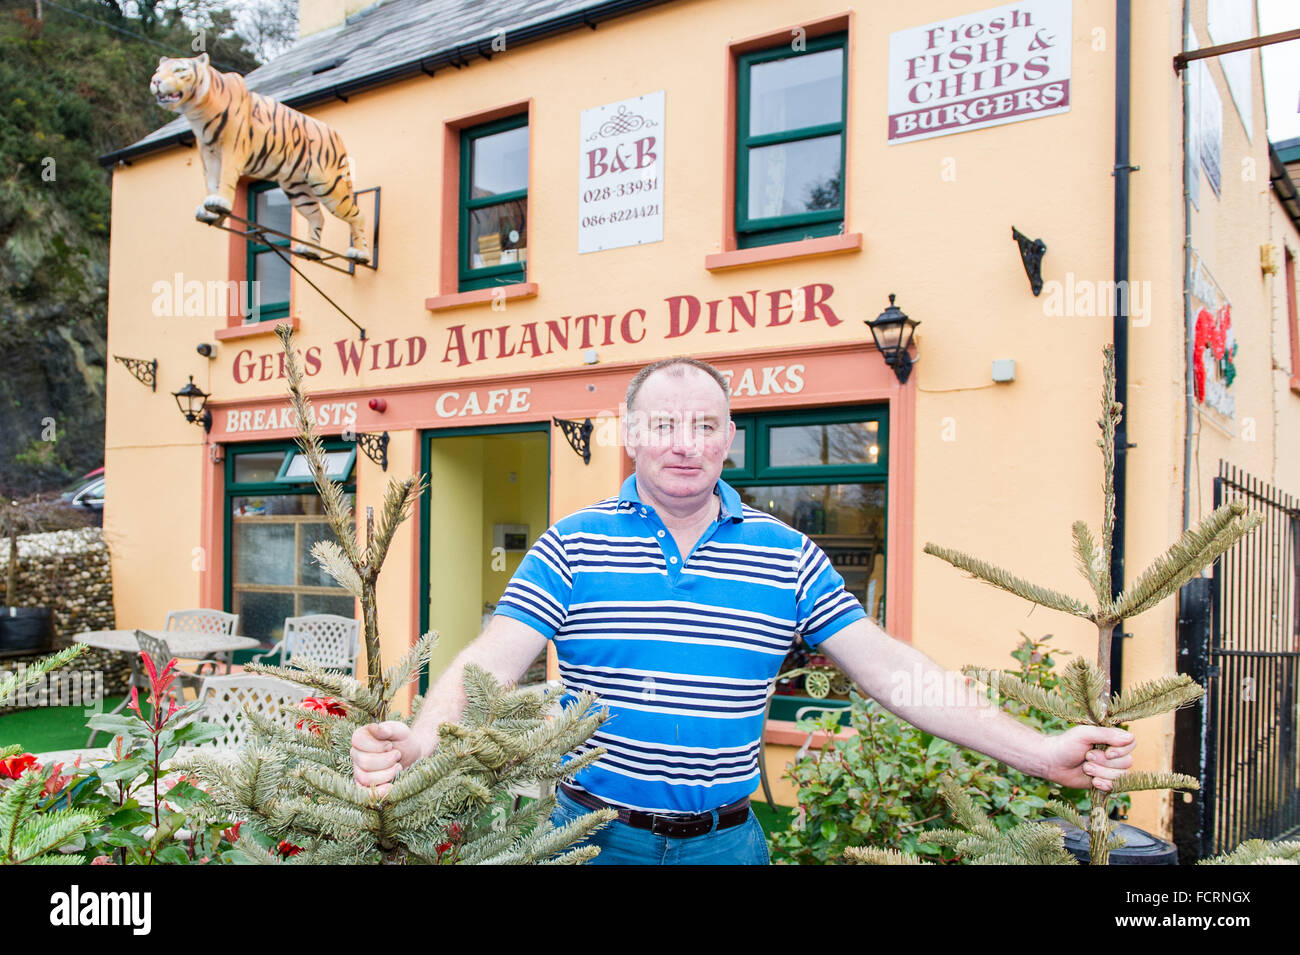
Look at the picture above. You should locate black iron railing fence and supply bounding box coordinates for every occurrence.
[1176,462,1299,859]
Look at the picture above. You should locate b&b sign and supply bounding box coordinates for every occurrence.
[579,91,665,253]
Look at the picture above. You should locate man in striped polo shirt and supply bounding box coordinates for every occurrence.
[352,357,1137,865]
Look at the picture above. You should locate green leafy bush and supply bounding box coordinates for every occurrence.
[768,633,1128,864]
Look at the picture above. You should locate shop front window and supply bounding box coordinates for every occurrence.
[725,406,887,697]
[225,443,357,645]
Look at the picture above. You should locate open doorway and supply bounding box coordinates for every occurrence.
[419,424,549,693]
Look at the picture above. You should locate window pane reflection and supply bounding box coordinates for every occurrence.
[768,420,879,468]
[747,135,842,218]
[749,48,843,136]
[230,492,357,642]
[739,483,886,623]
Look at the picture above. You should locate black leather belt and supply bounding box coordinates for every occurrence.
[559,782,749,838]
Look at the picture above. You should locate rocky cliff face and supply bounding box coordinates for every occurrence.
[0,3,261,494]
[0,175,108,493]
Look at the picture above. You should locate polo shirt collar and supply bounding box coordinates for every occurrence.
[618,474,744,522]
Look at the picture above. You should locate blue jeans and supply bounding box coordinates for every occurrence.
[549,786,771,865]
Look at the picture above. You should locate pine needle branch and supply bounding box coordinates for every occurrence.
[1058,657,1108,724]
[961,666,1090,723]
[274,323,361,569]
[1108,503,1264,621]
[1107,674,1205,724]
[1109,770,1200,795]
[922,543,1094,618]
[843,846,931,864]
[0,643,90,707]
[1071,521,1106,605]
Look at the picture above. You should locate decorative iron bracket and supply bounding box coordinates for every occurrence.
[1011,226,1047,297]
[355,431,389,472]
[554,417,594,465]
[114,355,157,391]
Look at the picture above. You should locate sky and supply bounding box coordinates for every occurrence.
[1258,0,1300,143]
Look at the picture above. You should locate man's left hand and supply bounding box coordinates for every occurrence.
[1040,726,1136,791]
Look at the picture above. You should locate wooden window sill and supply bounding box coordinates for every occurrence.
[213,317,299,341]
[426,282,539,312]
[705,233,862,272]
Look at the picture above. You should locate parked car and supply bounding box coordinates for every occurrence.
[59,467,104,504]
[68,476,104,525]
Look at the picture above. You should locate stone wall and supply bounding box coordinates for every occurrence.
[0,527,128,701]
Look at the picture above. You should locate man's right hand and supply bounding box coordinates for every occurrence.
[351,721,426,798]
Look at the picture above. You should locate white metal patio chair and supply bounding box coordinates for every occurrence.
[250,614,360,675]
[165,608,241,676]
[191,674,311,754]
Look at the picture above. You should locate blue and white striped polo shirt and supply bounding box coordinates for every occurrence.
[494,473,867,814]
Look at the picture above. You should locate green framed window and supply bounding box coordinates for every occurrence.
[724,405,887,626]
[735,32,848,250]
[246,182,292,321]
[224,440,357,647]
[459,114,529,291]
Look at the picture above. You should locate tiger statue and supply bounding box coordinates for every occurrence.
[150,53,370,264]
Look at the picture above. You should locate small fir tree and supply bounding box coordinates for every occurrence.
[177,326,616,864]
[853,345,1263,865]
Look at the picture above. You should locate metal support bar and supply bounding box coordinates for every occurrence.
[553,417,594,465]
[1010,226,1047,296]
[1174,27,1300,72]
[204,208,374,274]
[113,355,157,391]
[355,431,389,472]
[263,242,366,339]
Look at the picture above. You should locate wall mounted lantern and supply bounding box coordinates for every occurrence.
[864,294,920,384]
[172,376,212,432]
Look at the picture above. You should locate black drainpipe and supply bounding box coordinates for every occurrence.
[1110,0,1134,694]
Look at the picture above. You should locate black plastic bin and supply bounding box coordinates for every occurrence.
[1044,816,1179,864]
[0,607,55,654]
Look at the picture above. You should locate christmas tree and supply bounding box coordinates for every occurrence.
[177,326,617,864]
[854,345,1263,865]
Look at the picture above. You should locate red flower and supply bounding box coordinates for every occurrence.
[435,821,464,860]
[222,820,243,845]
[0,753,38,780]
[276,840,303,858]
[295,696,347,734]
[90,855,115,865]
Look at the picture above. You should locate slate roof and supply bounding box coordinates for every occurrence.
[100,0,677,165]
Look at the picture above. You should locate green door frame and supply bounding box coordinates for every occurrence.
[417,421,551,695]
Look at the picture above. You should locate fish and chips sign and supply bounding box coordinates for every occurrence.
[888,0,1071,144]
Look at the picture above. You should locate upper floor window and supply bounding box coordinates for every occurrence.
[459,114,529,291]
[735,32,847,250]
[246,182,292,321]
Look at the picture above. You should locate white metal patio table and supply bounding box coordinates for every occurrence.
[76,629,262,746]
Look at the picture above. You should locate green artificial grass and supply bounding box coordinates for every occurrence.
[0,696,127,754]
[752,798,794,835]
